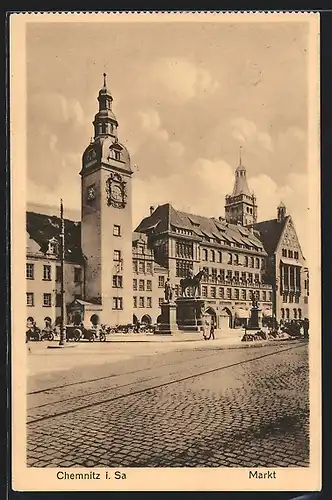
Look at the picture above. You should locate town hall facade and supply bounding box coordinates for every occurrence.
[26,77,309,331]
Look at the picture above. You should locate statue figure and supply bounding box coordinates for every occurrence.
[180,269,206,297]
[251,290,259,309]
[164,277,174,302]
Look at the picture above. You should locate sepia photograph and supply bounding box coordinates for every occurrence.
[10,12,321,492]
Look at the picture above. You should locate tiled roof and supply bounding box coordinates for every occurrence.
[254,217,288,255]
[135,203,266,253]
[26,211,84,264]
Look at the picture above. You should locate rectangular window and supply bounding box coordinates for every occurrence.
[227,288,232,299]
[226,270,232,281]
[211,286,216,298]
[219,287,224,298]
[113,250,121,262]
[248,273,253,283]
[269,291,272,301]
[234,271,239,281]
[112,275,123,288]
[133,261,138,273]
[115,151,121,161]
[43,265,51,281]
[139,279,145,291]
[262,291,267,301]
[43,293,52,307]
[218,251,222,263]
[146,262,153,274]
[159,298,164,306]
[211,268,218,282]
[139,297,145,308]
[241,272,246,282]
[26,292,34,307]
[283,293,288,303]
[158,276,165,288]
[138,261,145,273]
[56,293,61,307]
[112,297,123,310]
[234,289,239,299]
[295,296,300,304]
[113,224,121,237]
[56,266,61,282]
[146,280,152,291]
[133,296,137,308]
[147,297,152,308]
[26,263,34,280]
[133,279,137,291]
[242,289,246,300]
[202,286,208,298]
[74,268,82,283]
[294,251,299,260]
[219,270,225,282]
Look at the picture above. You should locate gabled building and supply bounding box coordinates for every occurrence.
[254,202,309,322]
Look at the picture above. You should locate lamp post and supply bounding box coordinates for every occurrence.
[59,199,66,346]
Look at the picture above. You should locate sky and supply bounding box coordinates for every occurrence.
[26,20,310,256]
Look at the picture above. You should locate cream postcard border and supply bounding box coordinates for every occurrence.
[10,11,321,492]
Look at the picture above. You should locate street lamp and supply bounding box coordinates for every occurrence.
[59,199,66,346]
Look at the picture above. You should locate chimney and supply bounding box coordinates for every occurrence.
[149,206,155,216]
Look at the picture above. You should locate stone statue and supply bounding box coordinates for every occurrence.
[164,277,174,302]
[251,290,259,309]
[180,269,206,297]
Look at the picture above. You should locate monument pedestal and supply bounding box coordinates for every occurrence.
[156,301,179,335]
[176,297,205,332]
[246,307,261,331]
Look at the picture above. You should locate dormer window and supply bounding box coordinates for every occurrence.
[114,150,121,161]
[47,238,58,255]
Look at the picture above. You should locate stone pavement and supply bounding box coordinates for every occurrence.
[26,340,309,468]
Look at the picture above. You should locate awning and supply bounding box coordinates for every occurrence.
[236,308,250,319]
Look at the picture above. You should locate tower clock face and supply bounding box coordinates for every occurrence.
[105,173,127,208]
[87,184,96,201]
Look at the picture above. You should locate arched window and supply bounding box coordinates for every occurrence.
[202,249,208,261]
[210,250,215,262]
[286,308,290,320]
[244,256,248,267]
[298,308,302,319]
[218,251,222,263]
[293,308,297,319]
[234,254,239,265]
[255,258,260,269]
[228,253,233,265]
[281,308,285,319]
[250,257,254,268]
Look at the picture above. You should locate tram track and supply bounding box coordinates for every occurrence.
[27,348,224,396]
[27,344,303,426]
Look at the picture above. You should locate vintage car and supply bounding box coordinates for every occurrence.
[66,324,106,342]
[26,324,42,341]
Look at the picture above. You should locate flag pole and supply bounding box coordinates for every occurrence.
[59,198,67,345]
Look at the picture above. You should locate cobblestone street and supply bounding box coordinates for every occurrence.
[27,340,309,468]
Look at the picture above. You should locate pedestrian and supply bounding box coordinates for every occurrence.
[208,322,216,340]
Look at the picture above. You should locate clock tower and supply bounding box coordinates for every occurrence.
[80,74,133,324]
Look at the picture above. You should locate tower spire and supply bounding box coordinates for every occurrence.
[103,72,107,88]
[239,145,242,166]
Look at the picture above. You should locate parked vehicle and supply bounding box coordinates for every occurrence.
[26,325,42,341]
[66,324,106,342]
[40,326,56,341]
